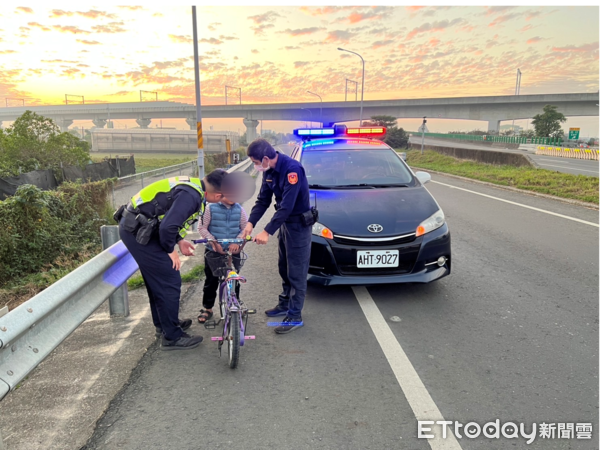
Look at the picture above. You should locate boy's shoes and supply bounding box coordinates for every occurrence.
[265,306,288,317]
[275,317,304,334]
[155,318,192,337]
[161,333,204,351]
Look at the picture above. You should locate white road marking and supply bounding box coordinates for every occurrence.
[352,286,462,450]
[431,180,599,227]
[537,157,599,165]
[537,163,599,174]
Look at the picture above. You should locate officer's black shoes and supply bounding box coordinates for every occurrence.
[265,306,288,317]
[161,333,204,351]
[274,317,304,334]
[155,319,193,337]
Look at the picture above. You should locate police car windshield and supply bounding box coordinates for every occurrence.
[301,149,414,188]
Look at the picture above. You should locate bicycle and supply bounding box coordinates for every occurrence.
[192,237,256,369]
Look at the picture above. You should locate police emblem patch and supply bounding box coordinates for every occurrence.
[288,173,298,184]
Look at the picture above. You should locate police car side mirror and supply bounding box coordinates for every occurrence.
[415,171,431,184]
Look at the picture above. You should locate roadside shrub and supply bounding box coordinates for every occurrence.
[0,180,113,286]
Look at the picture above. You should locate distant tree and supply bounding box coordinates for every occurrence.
[519,129,535,139]
[384,127,409,148]
[364,115,398,128]
[531,105,566,139]
[0,111,90,177]
[239,132,248,146]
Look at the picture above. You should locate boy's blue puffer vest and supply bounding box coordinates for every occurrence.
[208,203,242,250]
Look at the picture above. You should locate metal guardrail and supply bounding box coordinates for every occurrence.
[0,156,251,403]
[118,160,198,186]
[417,132,563,146]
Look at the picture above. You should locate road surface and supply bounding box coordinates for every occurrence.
[83,171,598,450]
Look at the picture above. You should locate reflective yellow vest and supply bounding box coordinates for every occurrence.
[130,176,205,239]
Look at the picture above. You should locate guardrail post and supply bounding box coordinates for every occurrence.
[101,225,130,317]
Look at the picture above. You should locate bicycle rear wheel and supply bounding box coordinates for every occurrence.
[227,311,240,369]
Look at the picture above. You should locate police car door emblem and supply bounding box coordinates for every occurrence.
[367,224,383,233]
[288,173,298,184]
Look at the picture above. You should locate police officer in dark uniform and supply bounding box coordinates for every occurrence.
[243,139,312,334]
[115,169,229,350]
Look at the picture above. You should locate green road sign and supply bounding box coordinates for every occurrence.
[569,128,580,140]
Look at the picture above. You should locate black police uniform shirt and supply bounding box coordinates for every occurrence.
[156,184,204,254]
[248,152,310,236]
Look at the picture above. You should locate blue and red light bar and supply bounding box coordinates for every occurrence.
[293,125,386,139]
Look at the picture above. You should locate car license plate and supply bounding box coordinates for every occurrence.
[356,250,399,268]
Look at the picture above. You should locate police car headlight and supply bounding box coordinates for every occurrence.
[416,209,445,237]
[312,222,334,240]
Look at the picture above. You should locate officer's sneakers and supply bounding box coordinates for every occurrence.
[155,319,192,337]
[161,333,204,351]
[265,306,288,317]
[275,316,304,334]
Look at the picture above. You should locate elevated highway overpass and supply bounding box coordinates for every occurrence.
[0,93,597,140]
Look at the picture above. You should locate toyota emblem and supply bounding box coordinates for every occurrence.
[367,224,383,233]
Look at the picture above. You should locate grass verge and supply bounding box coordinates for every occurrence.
[0,244,101,310]
[127,264,205,290]
[404,150,599,204]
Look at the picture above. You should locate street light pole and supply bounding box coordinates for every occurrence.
[300,108,313,127]
[306,91,322,127]
[338,47,365,126]
[192,5,204,178]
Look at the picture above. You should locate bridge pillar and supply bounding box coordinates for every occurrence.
[185,117,196,130]
[486,117,502,133]
[92,118,107,128]
[58,118,73,132]
[243,118,259,142]
[136,118,152,129]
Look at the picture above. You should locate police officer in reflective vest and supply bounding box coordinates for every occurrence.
[243,139,313,334]
[114,170,228,350]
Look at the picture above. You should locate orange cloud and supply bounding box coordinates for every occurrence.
[346,7,394,24]
[76,39,101,45]
[16,7,33,13]
[429,37,441,47]
[77,10,117,19]
[526,36,543,45]
[92,22,127,33]
[52,25,90,34]
[300,6,354,16]
[325,30,356,43]
[169,34,192,43]
[0,50,16,54]
[117,6,144,10]
[27,22,51,31]
[372,39,394,49]
[281,27,324,36]
[552,42,598,53]
[50,10,73,18]
[484,6,516,16]
[488,13,519,28]
[407,19,465,39]
[406,6,425,12]
[248,11,281,24]
[199,38,224,45]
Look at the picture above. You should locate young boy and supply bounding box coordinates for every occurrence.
[197,195,249,323]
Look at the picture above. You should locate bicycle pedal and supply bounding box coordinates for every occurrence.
[211,337,224,341]
[203,320,217,329]
[245,309,257,315]
[244,335,255,340]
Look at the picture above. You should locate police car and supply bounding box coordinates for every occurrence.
[290,125,451,286]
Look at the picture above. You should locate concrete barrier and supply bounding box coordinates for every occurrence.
[410,143,536,168]
[536,146,599,161]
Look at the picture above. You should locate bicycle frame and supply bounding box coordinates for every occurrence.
[192,238,256,366]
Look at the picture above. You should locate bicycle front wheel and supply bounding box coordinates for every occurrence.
[227,311,240,369]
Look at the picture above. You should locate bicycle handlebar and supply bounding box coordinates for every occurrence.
[192,237,252,245]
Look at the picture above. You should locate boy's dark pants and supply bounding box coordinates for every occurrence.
[202,248,242,310]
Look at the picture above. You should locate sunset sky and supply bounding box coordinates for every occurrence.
[1,5,598,135]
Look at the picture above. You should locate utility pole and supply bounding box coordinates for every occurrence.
[192,6,204,178]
